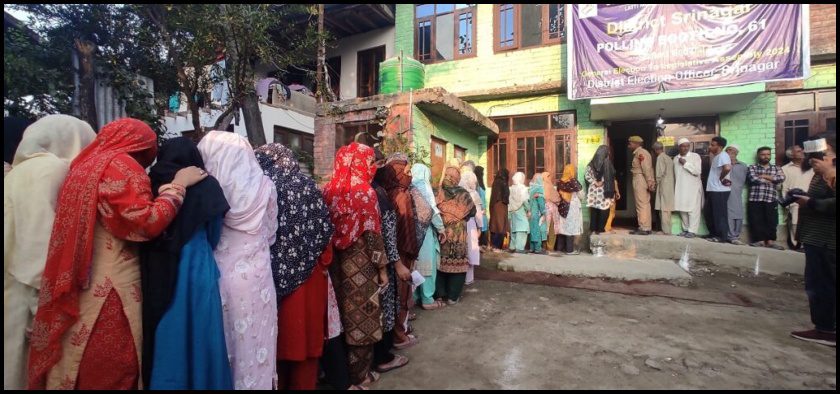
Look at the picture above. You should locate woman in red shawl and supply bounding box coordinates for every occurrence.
[322,142,388,387]
[28,119,207,389]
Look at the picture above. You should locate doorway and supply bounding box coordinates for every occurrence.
[607,116,719,229]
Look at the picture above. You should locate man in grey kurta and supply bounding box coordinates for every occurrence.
[726,145,748,245]
[653,142,675,234]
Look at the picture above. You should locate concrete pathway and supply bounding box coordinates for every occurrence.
[496,252,692,285]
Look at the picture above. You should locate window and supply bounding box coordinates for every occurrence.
[415,4,476,63]
[273,126,314,156]
[775,89,836,164]
[494,4,566,53]
[490,111,576,180]
[454,145,467,161]
[357,46,385,98]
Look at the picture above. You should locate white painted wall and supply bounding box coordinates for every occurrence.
[326,26,395,100]
[162,103,314,144]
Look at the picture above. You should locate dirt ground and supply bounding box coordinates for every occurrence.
[371,258,836,390]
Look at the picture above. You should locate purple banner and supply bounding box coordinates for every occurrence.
[568,4,807,100]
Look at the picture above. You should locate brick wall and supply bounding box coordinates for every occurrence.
[804,64,837,89]
[810,4,837,58]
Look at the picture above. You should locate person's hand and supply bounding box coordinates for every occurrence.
[615,191,621,200]
[795,195,810,206]
[173,166,208,187]
[377,268,389,288]
[722,179,732,187]
[539,216,545,226]
[647,180,655,191]
[534,192,542,199]
[438,231,447,244]
[395,261,411,282]
[678,157,686,165]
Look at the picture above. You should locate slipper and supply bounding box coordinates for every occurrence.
[394,334,419,350]
[348,385,369,390]
[376,354,410,373]
[421,300,446,310]
[408,311,417,321]
[359,371,380,386]
[767,244,785,251]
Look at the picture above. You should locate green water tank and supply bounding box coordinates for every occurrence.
[379,56,425,94]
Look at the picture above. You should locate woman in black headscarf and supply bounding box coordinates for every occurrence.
[585,145,616,234]
[254,143,334,389]
[140,137,232,389]
[488,168,510,250]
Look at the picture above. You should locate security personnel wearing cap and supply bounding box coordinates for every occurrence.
[629,135,655,235]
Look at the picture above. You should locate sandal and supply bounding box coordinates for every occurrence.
[349,385,369,390]
[408,311,417,321]
[376,354,409,373]
[421,300,446,310]
[393,334,419,350]
[360,371,380,386]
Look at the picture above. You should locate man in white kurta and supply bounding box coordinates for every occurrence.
[673,138,704,237]
[780,145,814,249]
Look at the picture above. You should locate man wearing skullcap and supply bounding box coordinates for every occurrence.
[673,138,703,237]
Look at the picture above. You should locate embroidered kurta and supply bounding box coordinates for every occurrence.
[585,166,614,210]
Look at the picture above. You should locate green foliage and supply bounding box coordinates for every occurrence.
[379,131,431,168]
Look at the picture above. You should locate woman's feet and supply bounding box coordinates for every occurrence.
[421,300,446,310]
[393,334,420,350]
[375,354,409,373]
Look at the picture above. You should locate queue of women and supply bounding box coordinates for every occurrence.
[4,116,495,390]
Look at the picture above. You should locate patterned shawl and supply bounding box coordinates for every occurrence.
[557,165,582,218]
[255,143,333,299]
[436,166,476,225]
[323,142,381,250]
[29,118,164,389]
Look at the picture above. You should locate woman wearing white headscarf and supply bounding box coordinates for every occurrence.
[508,172,531,253]
[197,131,279,390]
[4,115,96,390]
[459,166,483,285]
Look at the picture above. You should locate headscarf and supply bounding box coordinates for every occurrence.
[459,169,483,209]
[436,165,476,225]
[542,171,561,204]
[461,160,476,173]
[375,157,419,258]
[141,137,230,386]
[410,163,436,245]
[529,173,545,199]
[508,171,530,211]
[475,166,486,190]
[255,143,333,299]
[490,169,510,207]
[557,165,582,218]
[5,115,95,289]
[4,116,33,164]
[197,131,274,233]
[29,118,158,389]
[587,145,616,198]
[323,142,381,250]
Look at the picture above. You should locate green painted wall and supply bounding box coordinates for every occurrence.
[397,4,563,95]
[411,106,485,169]
[804,63,837,89]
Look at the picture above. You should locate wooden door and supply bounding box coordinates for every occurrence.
[513,132,550,181]
[431,137,447,187]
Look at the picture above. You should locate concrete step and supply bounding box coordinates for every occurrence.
[590,231,805,276]
[496,253,692,286]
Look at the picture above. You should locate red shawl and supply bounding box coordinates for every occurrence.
[323,142,382,250]
[28,119,179,389]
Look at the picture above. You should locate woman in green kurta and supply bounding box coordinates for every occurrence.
[528,173,548,254]
[410,163,446,310]
[508,172,531,253]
